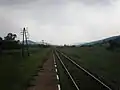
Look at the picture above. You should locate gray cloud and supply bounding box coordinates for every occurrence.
[0,0,120,44]
[0,0,116,6]
[74,0,115,5]
[0,0,37,6]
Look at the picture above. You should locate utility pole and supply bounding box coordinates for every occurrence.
[21,27,30,57]
[24,28,30,56]
[22,28,25,57]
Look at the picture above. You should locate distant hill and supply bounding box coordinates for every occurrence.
[78,35,120,46]
[103,35,120,43]
[27,40,37,45]
[20,40,38,45]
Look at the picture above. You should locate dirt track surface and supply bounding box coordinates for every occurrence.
[27,55,58,90]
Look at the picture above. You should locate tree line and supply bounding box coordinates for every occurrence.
[0,33,21,51]
[0,33,51,53]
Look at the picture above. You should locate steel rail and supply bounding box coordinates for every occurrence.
[57,50,112,90]
[55,50,80,90]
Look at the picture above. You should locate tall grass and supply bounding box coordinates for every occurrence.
[0,48,50,90]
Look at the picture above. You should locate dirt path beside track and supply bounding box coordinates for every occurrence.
[27,54,58,90]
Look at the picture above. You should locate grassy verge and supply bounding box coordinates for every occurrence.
[0,48,50,90]
[59,46,120,89]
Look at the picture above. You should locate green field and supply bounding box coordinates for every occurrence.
[0,48,50,90]
[59,46,120,89]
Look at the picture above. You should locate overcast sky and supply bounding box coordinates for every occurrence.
[0,0,120,45]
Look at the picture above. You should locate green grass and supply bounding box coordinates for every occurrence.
[59,46,120,89]
[0,48,50,90]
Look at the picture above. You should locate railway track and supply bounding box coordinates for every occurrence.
[54,50,112,90]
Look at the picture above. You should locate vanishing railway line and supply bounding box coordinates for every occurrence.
[54,50,112,90]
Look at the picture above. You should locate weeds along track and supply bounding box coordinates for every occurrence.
[54,50,112,90]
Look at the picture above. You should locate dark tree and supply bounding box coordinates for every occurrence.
[0,37,2,41]
[0,37,3,54]
[4,33,17,41]
[12,34,17,40]
[107,39,120,50]
[2,33,21,50]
